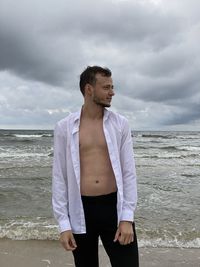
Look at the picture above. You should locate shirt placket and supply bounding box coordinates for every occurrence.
[71,120,86,232]
[103,116,123,224]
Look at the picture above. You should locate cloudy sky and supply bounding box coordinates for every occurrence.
[0,0,200,130]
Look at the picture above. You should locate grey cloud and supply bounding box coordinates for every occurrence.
[0,0,200,130]
[71,1,182,49]
[132,71,199,103]
[0,0,184,86]
[163,103,200,126]
[0,0,86,86]
[115,28,200,105]
[0,25,82,86]
[0,72,83,128]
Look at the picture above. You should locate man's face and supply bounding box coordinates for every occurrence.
[91,73,115,108]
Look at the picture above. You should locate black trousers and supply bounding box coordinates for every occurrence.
[72,192,139,267]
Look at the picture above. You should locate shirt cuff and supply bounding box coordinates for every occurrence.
[59,220,72,233]
[120,210,134,222]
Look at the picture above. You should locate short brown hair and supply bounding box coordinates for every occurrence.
[79,66,112,95]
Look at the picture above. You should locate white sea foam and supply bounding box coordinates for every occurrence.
[1,219,200,248]
[0,151,48,159]
[179,146,200,152]
[0,219,59,240]
[13,133,52,138]
[15,134,43,138]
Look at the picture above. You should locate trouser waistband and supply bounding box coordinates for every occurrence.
[81,191,117,204]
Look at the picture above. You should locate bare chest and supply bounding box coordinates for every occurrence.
[79,120,107,151]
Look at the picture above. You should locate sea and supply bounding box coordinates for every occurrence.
[0,129,199,248]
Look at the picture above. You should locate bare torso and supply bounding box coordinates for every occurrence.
[79,117,117,196]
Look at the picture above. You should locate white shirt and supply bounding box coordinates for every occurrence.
[52,108,137,234]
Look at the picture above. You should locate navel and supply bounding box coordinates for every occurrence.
[95,180,99,184]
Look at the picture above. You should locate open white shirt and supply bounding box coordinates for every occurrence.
[52,108,137,234]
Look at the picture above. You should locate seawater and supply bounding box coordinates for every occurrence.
[0,129,199,248]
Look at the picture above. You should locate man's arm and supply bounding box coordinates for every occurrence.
[52,122,71,233]
[114,118,137,245]
[52,122,77,250]
[120,118,137,222]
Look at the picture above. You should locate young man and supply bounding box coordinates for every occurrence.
[52,66,139,266]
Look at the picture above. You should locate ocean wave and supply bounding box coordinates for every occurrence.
[179,146,200,152]
[0,218,59,240]
[135,153,198,159]
[0,133,15,137]
[140,133,200,140]
[0,152,49,159]
[15,134,46,138]
[159,146,200,153]
[1,218,199,248]
[136,227,200,248]
[7,138,36,143]
[42,134,53,137]
[135,145,200,153]
[135,146,180,151]
[0,133,53,138]
[159,146,179,151]
[181,173,198,178]
[141,134,173,139]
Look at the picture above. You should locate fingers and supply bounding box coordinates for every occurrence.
[115,221,135,245]
[115,231,133,245]
[61,237,77,251]
[118,233,134,245]
[113,228,120,242]
[125,231,134,244]
[71,236,77,248]
[60,231,77,251]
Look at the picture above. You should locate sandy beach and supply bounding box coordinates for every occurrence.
[0,239,199,267]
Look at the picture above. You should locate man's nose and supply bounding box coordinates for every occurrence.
[109,89,115,96]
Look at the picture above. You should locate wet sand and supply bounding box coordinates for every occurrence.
[0,239,199,267]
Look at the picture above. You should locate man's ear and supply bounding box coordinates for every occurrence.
[85,84,93,96]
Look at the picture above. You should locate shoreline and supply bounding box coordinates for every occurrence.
[0,239,199,267]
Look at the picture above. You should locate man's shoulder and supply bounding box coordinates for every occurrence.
[107,110,132,135]
[107,109,128,124]
[56,111,79,128]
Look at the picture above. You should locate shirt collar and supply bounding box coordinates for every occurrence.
[72,107,110,134]
[73,108,82,123]
[72,109,82,134]
[103,108,110,121]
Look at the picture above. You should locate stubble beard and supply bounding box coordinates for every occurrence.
[93,96,111,108]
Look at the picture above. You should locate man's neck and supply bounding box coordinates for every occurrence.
[81,104,104,120]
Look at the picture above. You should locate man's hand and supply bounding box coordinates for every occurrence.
[60,230,77,251]
[114,221,134,245]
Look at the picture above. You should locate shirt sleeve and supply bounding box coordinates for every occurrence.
[52,122,72,233]
[120,118,137,222]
